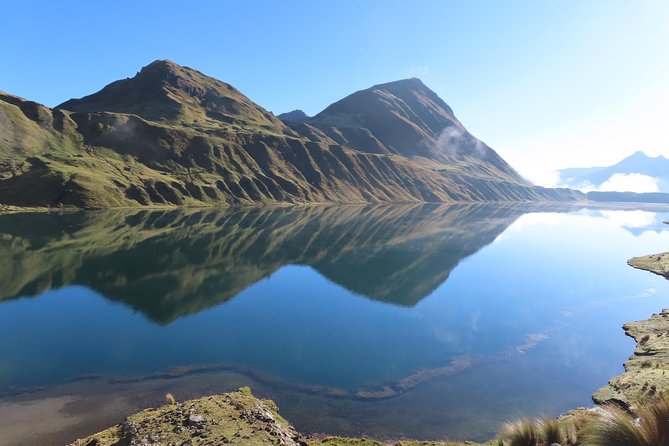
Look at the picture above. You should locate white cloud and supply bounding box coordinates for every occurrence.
[435,125,486,157]
[554,172,661,193]
[598,173,660,193]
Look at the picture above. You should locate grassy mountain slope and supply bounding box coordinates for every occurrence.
[0,61,583,208]
[297,78,522,179]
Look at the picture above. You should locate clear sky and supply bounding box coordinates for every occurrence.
[2,1,668,185]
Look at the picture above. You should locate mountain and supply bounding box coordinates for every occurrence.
[277,109,310,124]
[559,151,669,192]
[586,191,669,204]
[0,60,582,208]
[295,78,518,177]
[0,204,541,324]
[59,60,286,130]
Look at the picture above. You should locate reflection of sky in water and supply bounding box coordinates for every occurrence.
[498,208,669,241]
[1,206,669,439]
[598,210,659,229]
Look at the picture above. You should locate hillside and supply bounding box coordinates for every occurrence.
[0,61,582,208]
[296,78,520,179]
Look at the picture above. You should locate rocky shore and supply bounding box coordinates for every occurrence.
[593,244,669,408]
[592,308,669,407]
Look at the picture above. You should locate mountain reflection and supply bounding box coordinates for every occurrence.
[0,204,538,324]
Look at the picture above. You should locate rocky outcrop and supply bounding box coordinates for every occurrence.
[69,388,308,446]
[628,252,669,278]
[68,388,480,446]
[592,309,669,408]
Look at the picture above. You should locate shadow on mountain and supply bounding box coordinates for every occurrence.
[0,204,553,324]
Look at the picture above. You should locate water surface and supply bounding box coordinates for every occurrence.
[1,204,669,442]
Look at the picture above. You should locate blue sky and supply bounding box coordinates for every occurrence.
[2,1,668,184]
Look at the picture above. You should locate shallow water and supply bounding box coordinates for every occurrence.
[1,204,669,442]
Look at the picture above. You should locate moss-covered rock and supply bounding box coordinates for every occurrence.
[69,388,307,446]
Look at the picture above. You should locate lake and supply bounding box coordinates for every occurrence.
[1,204,669,445]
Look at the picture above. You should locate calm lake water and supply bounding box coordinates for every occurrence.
[2,204,669,442]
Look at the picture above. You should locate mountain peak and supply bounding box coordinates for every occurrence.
[313,77,456,129]
[142,59,181,71]
[133,60,210,89]
[134,59,187,81]
[277,109,310,124]
[372,77,425,87]
[58,60,283,129]
[626,150,666,161]
[299,78,522,181]
[628,150,649,159]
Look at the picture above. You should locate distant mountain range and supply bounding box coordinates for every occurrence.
[0,60,581,208]
[559,151,669,193]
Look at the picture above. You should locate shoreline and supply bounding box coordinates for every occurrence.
[592,244,669,408]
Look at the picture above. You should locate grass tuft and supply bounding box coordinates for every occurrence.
[537,417,563,445]
[499,419,538,446]
[585,393,669,446]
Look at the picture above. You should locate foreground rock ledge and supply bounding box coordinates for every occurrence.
[70,387,307,446]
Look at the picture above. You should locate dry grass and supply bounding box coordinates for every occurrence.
[498,415,577,446]
[499,419,539,446]
[165,393,176,405]
[585,394,669,446]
